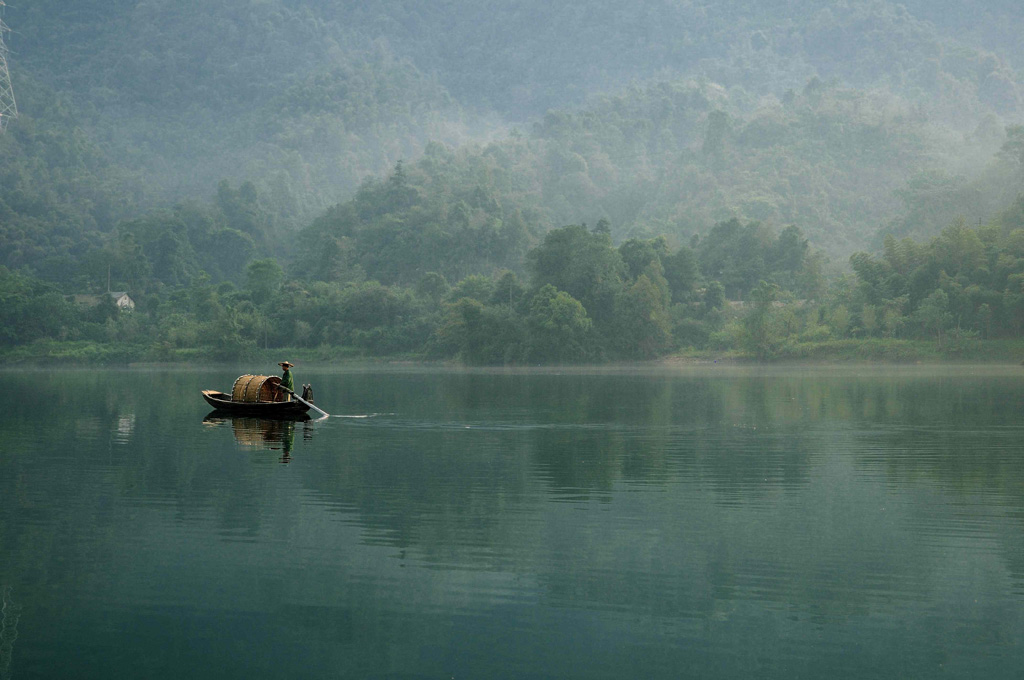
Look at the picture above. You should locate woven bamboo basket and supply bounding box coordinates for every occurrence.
[230,374,282,403]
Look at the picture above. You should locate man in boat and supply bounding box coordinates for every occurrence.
[278,361,295,401]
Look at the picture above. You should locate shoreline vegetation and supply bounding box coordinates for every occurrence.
[2,338,1021,367]
[5,216,1024,368]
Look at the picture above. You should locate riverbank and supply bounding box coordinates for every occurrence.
[0,340,409,367]
[2,338,1023,367]
[665,338,1024,365]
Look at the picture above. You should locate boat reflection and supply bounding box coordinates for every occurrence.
[203,412,315,463]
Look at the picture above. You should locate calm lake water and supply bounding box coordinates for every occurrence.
[1,365,1023,679]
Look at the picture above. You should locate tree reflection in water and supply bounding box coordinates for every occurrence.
[0,586,21,680]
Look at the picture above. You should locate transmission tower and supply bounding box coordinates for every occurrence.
[0,1,17,134]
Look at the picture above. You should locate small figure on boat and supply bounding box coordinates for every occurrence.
[278,361,295,400]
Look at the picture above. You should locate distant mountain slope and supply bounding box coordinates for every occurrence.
[304,78,1008,262]
[0,80,143,274]
[3,0,1023,262]
[301,0,1024,121]
[896,0,1024,69]
[9,0,487,219]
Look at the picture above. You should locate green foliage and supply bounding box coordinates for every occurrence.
[742,281,785,360]
[13,2,472,217]
[662,246,699,303]
[6,0,1024,281]
[436,298,525,365]
[613,275,674,359]
[0,84,141,275]
[0,267,75,345]
[695,219,817,299]
[298,163,534,287]
[527,224,625,328]
[447,276,495,305]
[702,282,727,317]
[489,271,527,308]
[524,285,593,363]
[246,259,285,305]
[914,289,954,340]
[4,204,1024,365]
[848,219,1024,341]
[6,1,1024,366]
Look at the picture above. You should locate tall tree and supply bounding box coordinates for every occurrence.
[527,224,625,328]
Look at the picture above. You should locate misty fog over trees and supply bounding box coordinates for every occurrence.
[2,0,1024,363]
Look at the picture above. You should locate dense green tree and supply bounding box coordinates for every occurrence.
[489,271,527,308]
[524,284,593,363]
[0,267,76,345]
[527,225,625,328]
[447,275,495,304]
[696,219,773,298]
[613,275,674,359]
[847,216,1024,340]
[662,245,700,303]
[773,225,809,274]
[914,289,954,341]
[703,281,727,318]
[297,164,534,287]
[619,238,667,282]
[436,298,525,364]
[742,281,784,360]
[415,272,451,302]
[216,181,272,243]
[246,259,285,306]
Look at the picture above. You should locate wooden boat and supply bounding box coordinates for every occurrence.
[201,390,311,416]
[201,374,311,416]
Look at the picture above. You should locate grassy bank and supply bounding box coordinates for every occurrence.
[776,339,1024,363]
[2,339,1023,367]
[669,339,1024,364]
[0,341,381,366]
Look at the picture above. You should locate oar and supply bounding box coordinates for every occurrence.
[280,386,330,418]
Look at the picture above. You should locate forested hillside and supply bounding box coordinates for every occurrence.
[8,0,1024,222]
[2,0,1024,363]
[11,0,484,221]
